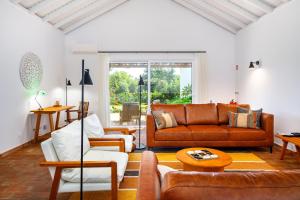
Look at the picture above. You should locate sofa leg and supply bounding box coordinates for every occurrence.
[147,147,152,151]
[269,146,273,153]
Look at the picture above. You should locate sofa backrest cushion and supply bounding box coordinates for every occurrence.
[84,114,105,138]
[217,103,250,124]
[151,104,186,125]
[161,170,300,200]
[185,104,218,125]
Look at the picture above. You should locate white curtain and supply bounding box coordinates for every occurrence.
[193,53,209,103]
[98,53,110,127]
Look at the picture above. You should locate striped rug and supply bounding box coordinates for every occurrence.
[69,152,274,200]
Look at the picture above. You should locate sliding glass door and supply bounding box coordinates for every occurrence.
[109,61,192,127]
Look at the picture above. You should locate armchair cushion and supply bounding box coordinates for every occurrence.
[92,134,133,152]
[84,114,105,138]
[51,120,90,161]
[61,150,128,183]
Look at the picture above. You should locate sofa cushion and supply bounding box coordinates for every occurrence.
[61,150,128,183]
[228,112,258,129]
[51,120,90,162]
[151,104,186,125]
[217,103,250,124]
[152,111,178,129]
[84,114,105,138]
[188,125,228,141]
[155,126,192,141]
[224,126,267,141]
[185,104,218,125]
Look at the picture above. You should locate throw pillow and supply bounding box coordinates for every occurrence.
[228,112,258,129]
[84,114,105,138]
[152,111,178,130]
[237,107,263,128]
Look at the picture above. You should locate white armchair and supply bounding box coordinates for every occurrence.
[40,123,128,200]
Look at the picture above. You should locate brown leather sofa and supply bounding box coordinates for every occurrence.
[137,151,300,200]
[147,103,274,151]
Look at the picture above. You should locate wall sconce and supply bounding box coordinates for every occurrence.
[249,60,261,69]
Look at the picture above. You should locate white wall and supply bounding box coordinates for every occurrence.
[0,1,65,154]
[65,0,236,123]
[236,0,300,150]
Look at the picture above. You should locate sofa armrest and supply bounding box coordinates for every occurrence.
[261,113,274,145]
[136,151,161,200]
[147,115,156,147]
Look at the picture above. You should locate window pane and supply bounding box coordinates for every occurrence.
[150,63,192,104]
[109,64,148,127]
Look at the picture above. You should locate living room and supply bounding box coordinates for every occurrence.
[1,0,300,199]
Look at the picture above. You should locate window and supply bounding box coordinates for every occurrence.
[109,61,192,127]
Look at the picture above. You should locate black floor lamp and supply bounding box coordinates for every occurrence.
[79,60,93,200]
[65,78,71,106]
[136,75,146,150]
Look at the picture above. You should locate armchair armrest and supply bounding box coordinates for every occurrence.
[89,138,125,152]
[40,160,118,200]
[104,127,136,135]
[261,113,274,145]
[146,115,156,147]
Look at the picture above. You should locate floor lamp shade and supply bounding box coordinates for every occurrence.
[79,69,93,85]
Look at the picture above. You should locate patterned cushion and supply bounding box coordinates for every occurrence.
[152,111,178,130]
[237,107,263,128]
[228,112,258,129]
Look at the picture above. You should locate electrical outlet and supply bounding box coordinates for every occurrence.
[43,125,47,130]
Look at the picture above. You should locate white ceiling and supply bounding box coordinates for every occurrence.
[10,0,291,34]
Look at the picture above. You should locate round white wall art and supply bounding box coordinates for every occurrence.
[19,52,43,90]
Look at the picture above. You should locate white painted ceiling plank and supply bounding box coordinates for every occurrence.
[244,0,274,13]
[64,0,129,34]
[11,0,24,4]
[173,0,237,34]
[30,0,54,14]
[206,0,258,22]
[189,0,246,28]
[54,0,111,28]
[43,0,97,22]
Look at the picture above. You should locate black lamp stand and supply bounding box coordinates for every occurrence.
[136,75,146,150]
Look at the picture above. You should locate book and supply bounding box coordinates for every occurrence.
[186,150,218,160]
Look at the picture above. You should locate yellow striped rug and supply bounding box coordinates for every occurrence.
[69,152,274,200]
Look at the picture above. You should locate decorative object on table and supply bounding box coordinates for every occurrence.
[229,99,237,105]
[152,111,178,130]
[35,89,47,110]
[65,78,72,106]
[53,100,61,107]
[176,148,232,172]
[79,59,93,200]
[186,149,218,160]
[249,60,261,69]
[137,75,146,150]
[19,52,43,90]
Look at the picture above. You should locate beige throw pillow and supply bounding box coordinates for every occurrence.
[152,111,178,129]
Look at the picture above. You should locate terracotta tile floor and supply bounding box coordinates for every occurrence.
[0,143,299,200]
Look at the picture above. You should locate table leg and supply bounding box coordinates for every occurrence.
[55,111,61,130]
[48,113,54,132]
[66,110,71,123]
[280,141,288,160]
[34,113,42,143]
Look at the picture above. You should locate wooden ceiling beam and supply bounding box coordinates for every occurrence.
[30,0,54,14]
[205,0,258,23]
[43,0,97,22]
[63,0,129,34]
[173,0,237,34]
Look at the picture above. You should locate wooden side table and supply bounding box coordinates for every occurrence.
[31,106,75,143]
[176,148,232,172]
[276,134,300,160]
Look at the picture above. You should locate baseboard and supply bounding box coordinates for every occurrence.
[0,132,51,157]
[0,140,33,157]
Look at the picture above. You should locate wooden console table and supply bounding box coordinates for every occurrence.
[31,106,75,143]
[276,134,300,160]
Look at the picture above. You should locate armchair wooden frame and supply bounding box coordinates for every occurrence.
[103,128,136,135]
[40,139,126,200]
